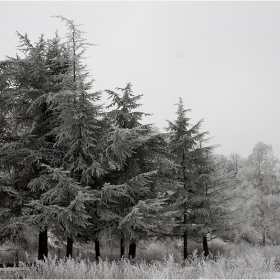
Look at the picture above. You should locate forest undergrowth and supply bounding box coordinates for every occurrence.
[0,245,280,279]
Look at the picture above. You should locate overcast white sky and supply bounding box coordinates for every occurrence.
[1,1,280,159]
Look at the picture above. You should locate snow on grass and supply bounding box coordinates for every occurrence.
[0,244,280,279]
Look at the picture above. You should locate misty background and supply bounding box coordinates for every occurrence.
[1,1,280,158]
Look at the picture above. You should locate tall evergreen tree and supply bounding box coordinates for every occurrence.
[103,83,171,258]
[0,32,65,259]
[189,153,237,256]
[49,16,105,257]
[0,23,98,260]
[165,97,213,259]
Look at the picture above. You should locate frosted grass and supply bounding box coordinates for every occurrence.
[1,245,279,279]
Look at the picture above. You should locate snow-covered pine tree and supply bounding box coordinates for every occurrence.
[0,28,96,260]
[0,60,21,236]
[0,64,20,240]
[188,153,237,256]
[0,32,65,258]
[103,83,171,258]
[165,97,214,259]
[49,16,105,257]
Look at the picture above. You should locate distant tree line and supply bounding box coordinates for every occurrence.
[0,17,279,261]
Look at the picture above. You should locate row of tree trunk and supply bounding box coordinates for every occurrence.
[39,230,209,261]
[38,229,137,260]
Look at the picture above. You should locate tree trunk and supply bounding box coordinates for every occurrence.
[183,231,188,260]
[203,235,209,256]
[129,242,136,259]
[66,237,73,258]
[262,230,266,246]
[95,239,100,261]
[38,228,48,260]
[120,237,125,258]
[183,212,188,260]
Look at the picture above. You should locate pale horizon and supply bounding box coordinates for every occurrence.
[1,1,280,159]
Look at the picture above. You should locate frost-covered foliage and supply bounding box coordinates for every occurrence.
[0,17,104,259]
[165,97,219,258]
[99,83,175,254]
[0,31,77,242]
[231,142,280,245]
[1,15,280,265]
[1,245,280,279]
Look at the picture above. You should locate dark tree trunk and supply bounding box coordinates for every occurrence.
[203,235,209,256]
[262,231,266,246]
[66,237,73,258]
[38,228,48,260]
[129,242,136,259]
[183,231,188,260]
[95,239,100,261]
[183,212,188,260]
[120,237,125,258]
